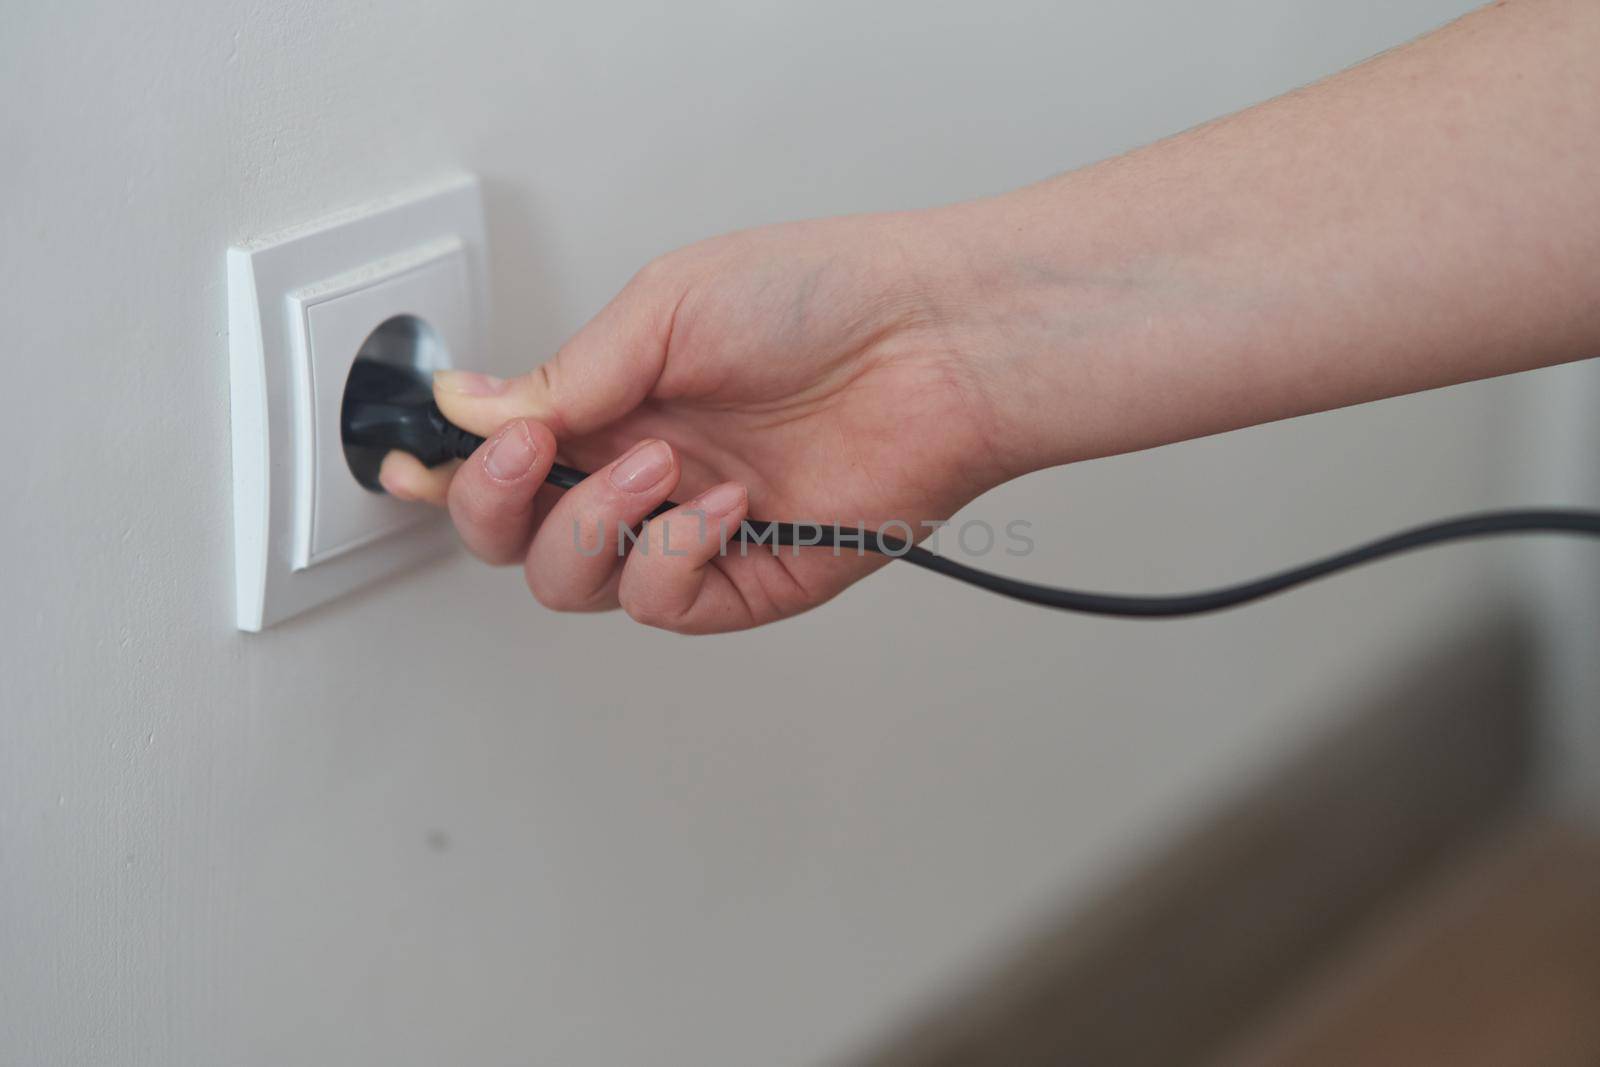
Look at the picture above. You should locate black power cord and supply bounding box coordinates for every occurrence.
[343,357,1600,618]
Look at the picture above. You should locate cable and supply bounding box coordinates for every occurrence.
[425,404,1600,618]
[892,510,1600,617]
[339,359,1600,619]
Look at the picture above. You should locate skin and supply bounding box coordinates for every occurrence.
[383,0,1600,634]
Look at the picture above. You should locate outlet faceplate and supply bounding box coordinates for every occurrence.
[227,176,488,631]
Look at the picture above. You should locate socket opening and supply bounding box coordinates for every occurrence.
[340,315,448,491]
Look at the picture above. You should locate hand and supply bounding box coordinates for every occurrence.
[380,210,1023,633]
[383,0,1600,636]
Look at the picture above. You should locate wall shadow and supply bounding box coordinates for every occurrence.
[857,604,1539,1067]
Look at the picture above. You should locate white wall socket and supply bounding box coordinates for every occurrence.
[227,176,488,631]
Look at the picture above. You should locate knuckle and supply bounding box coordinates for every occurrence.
[619,585,677,631]
[458,485,514,528]
[451,492,518,547]
[629,253,677,291]
[451,490,493,531]
[533,361,557,405]
[469,540,524,568]
[524,558,580,612]
[627,605,676,631]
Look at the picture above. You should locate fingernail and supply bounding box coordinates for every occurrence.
[690,482,745,515]
[435,369,509,396]
[609,440,673,493]
[484,422,538,481]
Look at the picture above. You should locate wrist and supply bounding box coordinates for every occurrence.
[919,150,1339,479]
[912,182,1206,479]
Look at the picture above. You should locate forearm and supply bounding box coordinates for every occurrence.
[946,0,1600,474]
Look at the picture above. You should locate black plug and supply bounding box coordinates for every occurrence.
[340,358,486,490]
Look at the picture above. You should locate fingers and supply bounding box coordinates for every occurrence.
[432,263,677,439]
[444,418,558,564]
[378,421,560,565]
[522,438,681,612]
[617,482,754,634]
[379,451,456,505]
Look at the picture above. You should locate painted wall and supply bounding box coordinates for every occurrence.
[1515,360,1600,818]
[11,1,1581,1064]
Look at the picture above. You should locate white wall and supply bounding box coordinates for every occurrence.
[1515,360,1600,818]
[7,1,1558,1064]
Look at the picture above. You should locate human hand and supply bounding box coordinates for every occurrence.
[379,209,1028,633]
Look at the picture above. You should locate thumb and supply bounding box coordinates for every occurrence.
[434,267,676,439]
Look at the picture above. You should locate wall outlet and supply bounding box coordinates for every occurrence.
[227,176,488,631]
